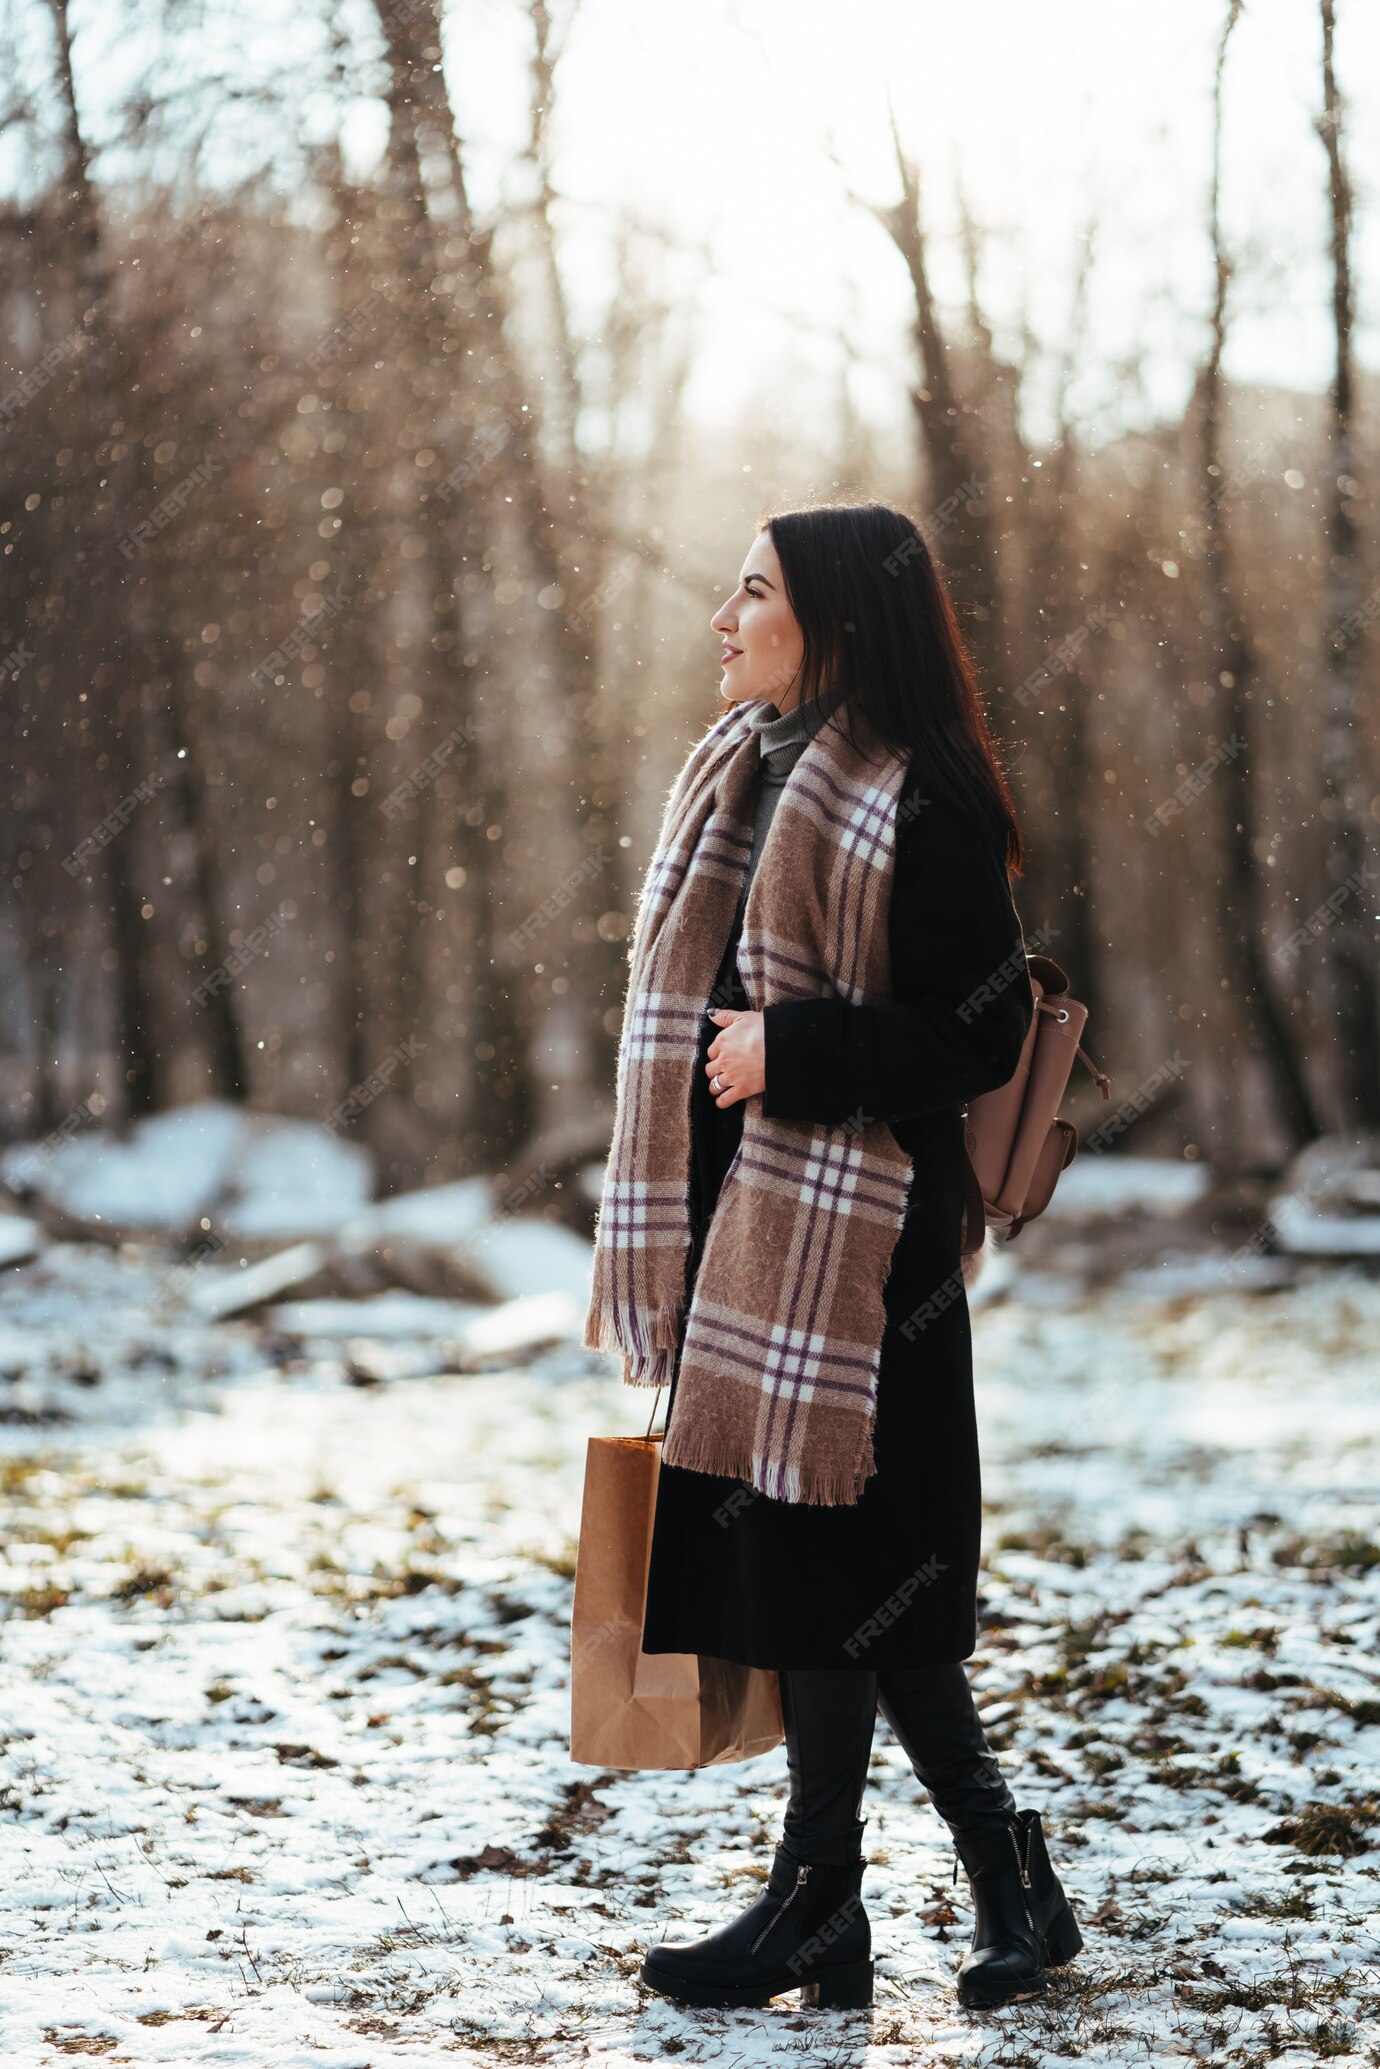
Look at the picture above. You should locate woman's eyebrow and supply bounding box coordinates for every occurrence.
[741,572,774,588]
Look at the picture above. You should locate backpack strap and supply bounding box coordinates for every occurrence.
[1076,1040,1113,1099]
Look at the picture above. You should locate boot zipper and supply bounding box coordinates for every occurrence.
[749,1863,809,1954]
[955,1829,1042,1943]
[1008,1822,1039,1941]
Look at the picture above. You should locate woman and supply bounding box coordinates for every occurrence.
[583,502,1083,2013]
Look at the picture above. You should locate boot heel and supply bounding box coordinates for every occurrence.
[800,1958,874,2009]
[1042,1905,1083,1967]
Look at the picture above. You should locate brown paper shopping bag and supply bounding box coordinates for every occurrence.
[569,1434,784,1770]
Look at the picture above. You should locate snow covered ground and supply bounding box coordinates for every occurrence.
[2,1231,1379,2067]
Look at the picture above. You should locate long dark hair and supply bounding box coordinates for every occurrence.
[761,500,1023,875]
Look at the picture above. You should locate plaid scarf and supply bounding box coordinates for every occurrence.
[583,700,915,1506]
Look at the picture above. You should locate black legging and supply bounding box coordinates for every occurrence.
[778,1665,1017,1864]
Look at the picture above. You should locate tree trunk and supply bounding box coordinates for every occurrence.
[372,0,595,1158]
[1315,0,1380,1124]
[843,103,1005,696]
[1196,0,1321,1155]
[46,0,163,1117]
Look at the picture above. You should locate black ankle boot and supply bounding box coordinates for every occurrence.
[951,1809,1083,2009]
[640,1843,873,2010]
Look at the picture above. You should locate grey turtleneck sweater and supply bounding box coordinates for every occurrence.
[739,679,850,902]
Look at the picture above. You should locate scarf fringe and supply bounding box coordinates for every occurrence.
[660,1425,874,1508]
[583,1299,684,1387]
[623,1346,676,1389]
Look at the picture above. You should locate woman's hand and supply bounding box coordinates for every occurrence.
[705,1008,766,1107]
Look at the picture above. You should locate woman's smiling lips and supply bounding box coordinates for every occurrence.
[720,645,742,665]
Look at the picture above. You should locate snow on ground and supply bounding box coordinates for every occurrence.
[1,1236,1379,2068]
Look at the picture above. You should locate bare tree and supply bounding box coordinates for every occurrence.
[1193,0,1320,1151]
[43,0,163,1115]
[828,101,1006,696]
[371,0,605,1155]
[1020,224,1102,1039]
[1315,0,1380,1125]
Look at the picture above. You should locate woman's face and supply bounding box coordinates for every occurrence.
[710,529,805,713]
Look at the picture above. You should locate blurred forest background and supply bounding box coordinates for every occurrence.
[1,0,1377,1201]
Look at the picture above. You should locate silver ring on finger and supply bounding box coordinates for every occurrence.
[711,1072,724,1093]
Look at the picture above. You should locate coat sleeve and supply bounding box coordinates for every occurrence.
[760,783,1033,1126]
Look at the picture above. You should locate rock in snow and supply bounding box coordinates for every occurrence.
[216,1119,374,1240]
[1042,1151,1212,1218]
[458,1288,588,1364]
[263,1288,586,1367]
[0,1108,596,1330]
[4,1100,250,1236]
[338,1178,494,1250]
[0,1214,43,1269]
[1268,1191,1380,1256]
[2,1102,373,1246]
[185,1240,330,1321]
[453,1217,594,1305]
[1269,1131,1380,1256]
[264,1293,489,1340]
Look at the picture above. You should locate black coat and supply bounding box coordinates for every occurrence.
[640,753,1033,1671]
